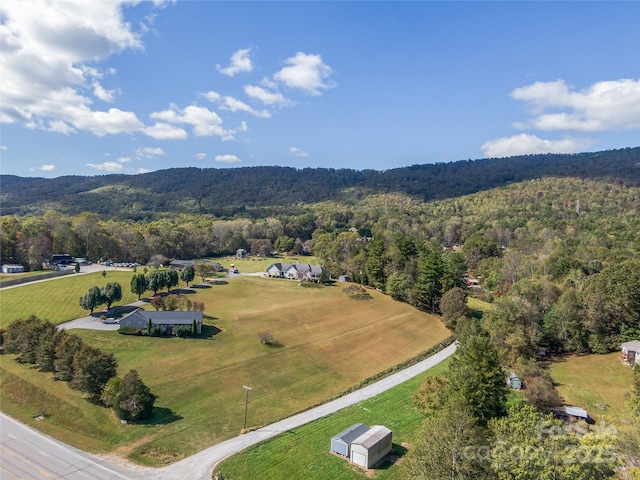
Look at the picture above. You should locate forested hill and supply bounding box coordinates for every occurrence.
[2,147,639,220]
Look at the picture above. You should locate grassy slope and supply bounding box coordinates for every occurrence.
[217,360,450,480]
[0,275,450,465]
[0,271,140,328]
[550,352,634,423]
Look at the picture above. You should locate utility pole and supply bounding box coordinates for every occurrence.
[242,385,252,430]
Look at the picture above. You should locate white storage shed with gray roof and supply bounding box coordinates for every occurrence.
[350,425,392,468]
[330,423,370,457]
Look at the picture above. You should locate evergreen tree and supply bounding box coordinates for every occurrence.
[54,333,84,381]
[71,345,118,402]
[415,242,444,313]
[440,287,469,331]
[448,332,508,423]
[163,269,179,293]
[146,270,165,295]
[115,370,156,421]
[3,316,52,364]
[101,282,122,310]
[36,328,65,372]
[180,265,196,287]
[365,235,386,289]
[79,286,104,314]
[130,273,148,300]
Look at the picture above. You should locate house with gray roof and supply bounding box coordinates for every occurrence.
[621,340,640,366]
[266,262,328,282]
[119,308,202,334]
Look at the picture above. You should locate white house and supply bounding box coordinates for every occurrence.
[266,262,328,283]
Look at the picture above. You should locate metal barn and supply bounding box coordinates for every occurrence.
[330,423,370,457]
[350,425,392,469]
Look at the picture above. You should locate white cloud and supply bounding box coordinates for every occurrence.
[85,161,125,172]
[143,122,188,140]
[289,146,310,157]
[48,120,76,135]
[195,152,207,160]
[150,104,235,138]
[0,0,157,136]
[481,133,595,158]
[116,156,132,163]
[217,48,253,77]
[202,91,221,102]
[203,91,271,118]
[244,85,292,107]
[273,52,335,95]
[220,96,270,118]
[135,147,165,159]
[0,145,7,150]
[511,78,640,132]
[40,164,56,171]
[214,154,241,164]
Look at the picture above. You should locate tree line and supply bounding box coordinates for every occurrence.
[2,316,155,421]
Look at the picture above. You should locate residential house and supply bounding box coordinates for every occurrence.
[119,308,203,334]
[266,262,328,282]
[621,340,640,366]
[170,259,195,270]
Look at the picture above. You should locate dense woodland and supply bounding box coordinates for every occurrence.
[2,147,640,476]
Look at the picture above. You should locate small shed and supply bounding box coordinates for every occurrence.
[330,423,370,457]
[338,275,350,282]
[236,248,247,259]
[350,425,392,469]
[1,264,25,273]
[508,372,522,390]
[621,340,640,366]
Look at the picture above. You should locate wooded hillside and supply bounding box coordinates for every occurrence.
[2,147,638,220]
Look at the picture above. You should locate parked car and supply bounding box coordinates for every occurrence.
[102,318,118,324]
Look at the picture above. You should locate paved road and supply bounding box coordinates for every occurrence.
[0,342,456,480]
[0,413,128,480]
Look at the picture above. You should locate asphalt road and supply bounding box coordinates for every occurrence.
[0,343,456,480]
[0,412,128,480]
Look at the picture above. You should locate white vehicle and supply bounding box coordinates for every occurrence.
[102,317,118,324]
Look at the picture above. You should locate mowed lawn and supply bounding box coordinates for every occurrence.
[217,360,450,480]
[550,352,634,423]
[0,270,141,328]
[0,275,450,465]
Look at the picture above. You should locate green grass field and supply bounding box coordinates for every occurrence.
[549,352,634,423]
[216,360,450,480]
[0,274,450,465]
[0,271,142,328]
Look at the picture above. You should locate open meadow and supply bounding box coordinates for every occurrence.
[549,352,634,424]
[0,274,450,465]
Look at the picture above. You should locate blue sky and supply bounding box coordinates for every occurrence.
[1,1,639,178]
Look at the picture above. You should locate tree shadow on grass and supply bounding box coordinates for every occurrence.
[138,407,182,426]
[209,280,229,286]
[191,284,212,289]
